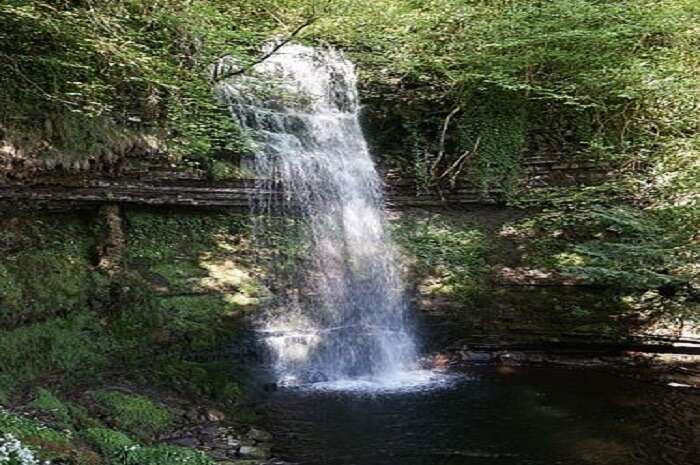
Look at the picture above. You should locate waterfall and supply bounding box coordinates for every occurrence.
[218,44,418,386]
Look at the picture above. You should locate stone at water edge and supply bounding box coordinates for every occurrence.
[239,445,273,459]
[226,435,242,449]
[170,436,200,447]
[206,408,226,422]
[247,428,273,443]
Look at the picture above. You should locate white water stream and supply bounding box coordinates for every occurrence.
[219,44,438,390]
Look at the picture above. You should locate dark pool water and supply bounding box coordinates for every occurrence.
[265,367,700,465]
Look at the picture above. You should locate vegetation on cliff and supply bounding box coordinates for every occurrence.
[1,1,699,462]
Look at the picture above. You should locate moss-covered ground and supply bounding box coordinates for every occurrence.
[0,210,264,464]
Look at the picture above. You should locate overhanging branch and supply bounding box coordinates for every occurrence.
[213,17,318,82]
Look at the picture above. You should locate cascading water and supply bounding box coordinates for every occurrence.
[218,44,425,388]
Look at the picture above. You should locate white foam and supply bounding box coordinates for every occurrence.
[288,370,463,395]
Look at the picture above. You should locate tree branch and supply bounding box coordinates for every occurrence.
[429,105,461,178]
[448,137,481,188]
[213,17,318,82]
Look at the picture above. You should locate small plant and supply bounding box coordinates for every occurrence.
[93,392,172,438]
[0,410,68,446]
[0,410,74,463]
[29,390,71,428]
[82,428,137,461]
[123,445,214,465]
[83,428,215,465]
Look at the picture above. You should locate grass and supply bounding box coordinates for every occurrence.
[29,389,72,428]
[93,391,172,439]
[0,409,69,445]
[82,427,137,460]
[84,428,215,465]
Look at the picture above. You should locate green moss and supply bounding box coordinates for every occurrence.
[154,359,243,401]
[27,389,102,431]
[454,91,528,196]
[0,410,88,463]
[209,159,255,182]
[0,264,23,311]
[0,312,113,389]
[0,215,96,326]
[30,389,72,428]
[93,391,172,438]
[13,250,91,309]
[158,294,244,350]
[149,261,208,293]
[126,212,243,263]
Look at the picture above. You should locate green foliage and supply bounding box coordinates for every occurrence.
[154,360,243,400]
[30,389,72,428]
[0,265,22,312]
[84,428,215,465]
[313,0,699,202]
[126,212,244,262]
[156,295,244,351]
[454,92,528,194]
[4,250,90,319]
[0,410,100,464]
[0,409,69,445]
[0,312,113,390]
[123,444,215,465]
[566,206,699,289]
[393,216,489,301]
[0,0,321,166]
[502,203,699,316]
[0,215,95,327]
[82,427,137,460]
[93,391,172,439]
[208,159,255,182]
[123,211,260,351]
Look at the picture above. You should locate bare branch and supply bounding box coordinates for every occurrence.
[213,17,318,82]
[429,106,461,178]
[438,136,480,182]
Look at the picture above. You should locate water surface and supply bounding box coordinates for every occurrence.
[266,367,699,465]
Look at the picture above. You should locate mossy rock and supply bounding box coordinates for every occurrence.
[157,294,247,350]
